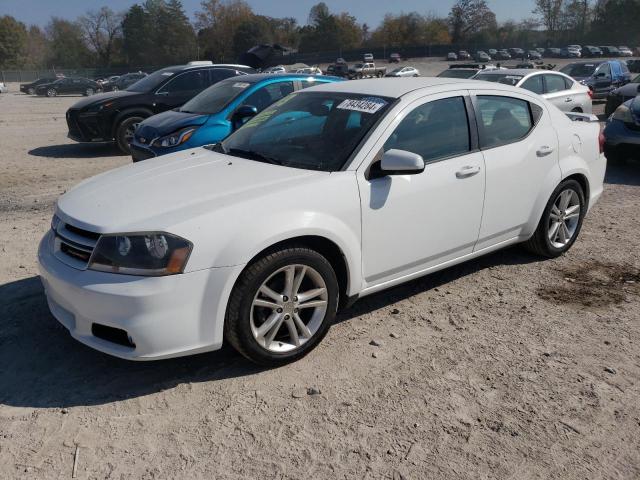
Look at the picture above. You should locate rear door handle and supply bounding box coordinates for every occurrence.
[565,97,573,102]
[537,146,555,157]
[455,165,481,179]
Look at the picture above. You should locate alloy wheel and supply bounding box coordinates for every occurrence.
[125,122,140,143]
[250,264,328,353]
[548,189,581,248]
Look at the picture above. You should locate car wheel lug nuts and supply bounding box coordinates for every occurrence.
[284,315,290,320]
[283,296,288,302]
[294,308,298,313]
[277,308,283,313]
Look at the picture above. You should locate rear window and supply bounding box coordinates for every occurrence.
[438,69,477,79]
[560,63,597,77]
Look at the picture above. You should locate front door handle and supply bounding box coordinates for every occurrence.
[537,145,555,157]
[565,97,573,102]
[455,165,481,179]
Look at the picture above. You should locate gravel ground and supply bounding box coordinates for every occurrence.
[0,65,639,480]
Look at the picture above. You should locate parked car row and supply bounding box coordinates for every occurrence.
[44,73,605,366]
[66,61,255,153]
[447,45,637,62]
[20,76,100,97]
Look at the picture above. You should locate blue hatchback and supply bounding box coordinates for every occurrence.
[130,73,343,161]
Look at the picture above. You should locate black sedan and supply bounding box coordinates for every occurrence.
[102,72,148,92]
[605,74,640,116]
[20,77,57,95]
[36,77,100,97]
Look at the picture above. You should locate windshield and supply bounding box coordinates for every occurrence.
[438,69,476,79]
[180,79,254,114]
[126,69,176,92]
[560,63,597,77]
[218,91,393,172]
[474,73,524,86]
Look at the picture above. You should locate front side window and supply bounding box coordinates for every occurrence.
[219,92,393,171]
[476,96,534,149]
[242,82,294,112]
[596,63,611,78]
[210,68,241,85]
[158,70,208,95]
[543,74,567,93]
[520,75,544,94]
[383,96,470,163]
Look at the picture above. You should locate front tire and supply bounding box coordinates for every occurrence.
[524,179,586,258]
[28,87,35,95]
[46,88,57,97]
[85,88,94,96]
[115,116,145,154]
[225,246,339,366]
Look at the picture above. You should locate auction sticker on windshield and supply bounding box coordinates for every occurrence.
[337,97,387,114]
[233,82,250,89]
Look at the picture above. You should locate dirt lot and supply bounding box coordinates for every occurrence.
[1,69,639,480]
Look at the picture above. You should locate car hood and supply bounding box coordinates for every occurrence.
[56,148,324,233]
[136,110,210,138]
[69,90,140,110]
[611,82,639,96]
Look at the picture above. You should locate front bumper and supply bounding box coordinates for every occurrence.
[38,230,244,360]
[66,109,111,143]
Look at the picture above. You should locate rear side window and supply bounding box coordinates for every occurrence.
[544,74,567,93]
[563,76,574,89]
[476,96,534,149]
[383,96,470,163]
[521,75,544,94]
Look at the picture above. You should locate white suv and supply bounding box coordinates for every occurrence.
[39,79,606,365]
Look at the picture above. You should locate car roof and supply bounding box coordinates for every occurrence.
[228,73,342,83]
[476,69,558,76]
[161,63,252,73]
[305,77,522,99]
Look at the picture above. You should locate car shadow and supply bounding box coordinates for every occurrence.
[0,246,540,409]
[28,143,124,159]
[605,157,640,186]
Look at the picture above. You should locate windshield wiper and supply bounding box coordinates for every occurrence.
[226,148,284,166]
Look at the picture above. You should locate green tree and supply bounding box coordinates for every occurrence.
[122,4,152,65]
[0,16,28,68]
[448,0,497,43]
[23,25,49,68]
[45,18,91,68]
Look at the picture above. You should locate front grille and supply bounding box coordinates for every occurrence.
[53,221,99,269]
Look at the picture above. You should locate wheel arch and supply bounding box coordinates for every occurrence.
[236,235,353,310]
[111,107,154,138]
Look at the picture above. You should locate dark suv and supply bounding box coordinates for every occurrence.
[560,60,631,99]
[66,62,254,153]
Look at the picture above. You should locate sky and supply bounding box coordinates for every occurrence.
[1,0,538,27]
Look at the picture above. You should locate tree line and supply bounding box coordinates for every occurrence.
[0,0,639,70]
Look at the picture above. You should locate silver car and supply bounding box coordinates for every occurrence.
[472,69,592,114]
[385,66,420,78]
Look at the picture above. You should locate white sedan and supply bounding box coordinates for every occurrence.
[0,82,7,93]
[473,69,593,114]
[38,78,606,365]
[386,66,420,77]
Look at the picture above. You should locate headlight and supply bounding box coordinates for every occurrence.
[84,101,114,114]
[88,232,192,276]
[152,127,197,148]
[612,104,634,123]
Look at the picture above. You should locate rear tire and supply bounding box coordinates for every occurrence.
[115,115,145,154]
[524,179,586,258]
[225,246,339,366]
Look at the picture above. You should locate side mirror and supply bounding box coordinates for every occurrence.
[369,149,425,179]
[231,104,258,131]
